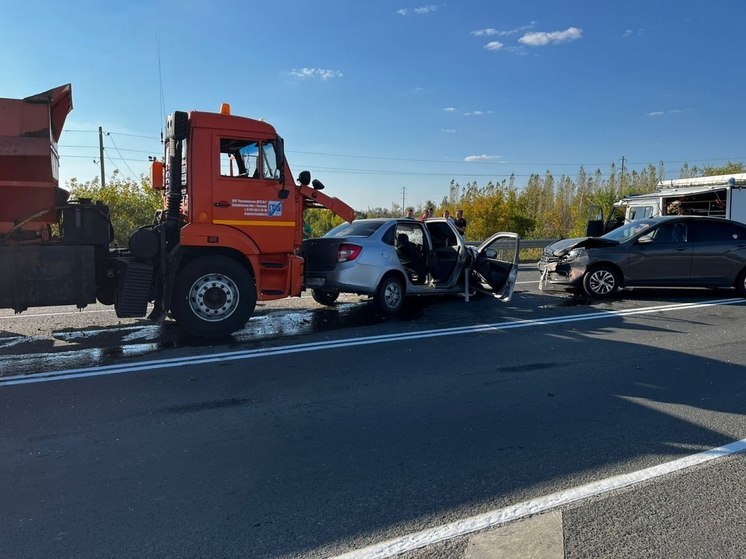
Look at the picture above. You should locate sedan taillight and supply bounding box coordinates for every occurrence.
[337,243,362,262]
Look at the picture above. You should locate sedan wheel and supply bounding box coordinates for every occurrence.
[582,265,620,298]
[736,269,746,297]
[311,289,339,306]
[374,275,405,315]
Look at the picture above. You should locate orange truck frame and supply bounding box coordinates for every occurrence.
[0,84,355,337]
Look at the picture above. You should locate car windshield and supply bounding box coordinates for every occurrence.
[602,219,657,242]
[323,220,387,238]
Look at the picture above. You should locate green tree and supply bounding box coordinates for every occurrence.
[303,208,347,238]
[66,171,163,247]
[700,161,746,176]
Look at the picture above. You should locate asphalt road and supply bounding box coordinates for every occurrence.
[1,266,745,558]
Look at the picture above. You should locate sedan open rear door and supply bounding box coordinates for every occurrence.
[471,232,520,301]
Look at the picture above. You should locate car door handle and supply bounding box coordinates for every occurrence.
[214,200,231,207]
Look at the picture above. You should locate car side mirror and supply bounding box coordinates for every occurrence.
[637,235,654,244]
[484,248,497,259]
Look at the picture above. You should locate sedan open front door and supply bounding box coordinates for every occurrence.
[471,233,520,301]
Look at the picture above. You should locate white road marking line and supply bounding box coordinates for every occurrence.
[0,309,114,320]
[0,298,742,387]
[330,437,746,559]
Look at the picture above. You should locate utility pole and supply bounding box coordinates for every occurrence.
[401,186,406,213]
[98,126,106,187]
[620,155,626,191]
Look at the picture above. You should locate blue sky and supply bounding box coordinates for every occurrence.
[3,1,744,211]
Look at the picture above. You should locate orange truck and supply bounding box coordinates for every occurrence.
[0,84,355,337]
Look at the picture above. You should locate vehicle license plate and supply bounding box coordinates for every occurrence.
[306,277,326,287]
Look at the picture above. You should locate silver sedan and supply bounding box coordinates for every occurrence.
[303,218,519,314]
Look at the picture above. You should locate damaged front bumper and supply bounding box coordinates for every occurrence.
[537,258,586,292]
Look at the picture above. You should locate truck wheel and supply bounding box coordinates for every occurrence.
[373,275,405,315]
[311,289,339,306]
[582,265,620,298]
[171,255,256,337]
[736,268,746,297]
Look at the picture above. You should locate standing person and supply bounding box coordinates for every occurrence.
[454,209,467,236]
[404,207,416,219]
[442,210,455,224]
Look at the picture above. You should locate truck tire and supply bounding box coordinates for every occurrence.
[373,274,405,315]
[311,289,339,306]
[582,265,621,298]
[171,255,256,337]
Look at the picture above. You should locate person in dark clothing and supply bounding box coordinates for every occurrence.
[395,233,427,283]
[454,209,467,236]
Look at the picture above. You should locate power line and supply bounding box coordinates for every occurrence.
[61,128,745,167]
[105,131,138,179]
[64,145,157,154]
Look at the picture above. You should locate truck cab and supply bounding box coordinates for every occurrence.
[136,107,356,336]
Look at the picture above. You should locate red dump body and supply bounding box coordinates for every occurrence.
[0,84,73,235]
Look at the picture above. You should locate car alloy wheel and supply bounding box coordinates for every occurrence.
[374,275,404,315]
[583,266,620,298]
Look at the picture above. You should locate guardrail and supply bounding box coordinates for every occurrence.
[466,238,558,261]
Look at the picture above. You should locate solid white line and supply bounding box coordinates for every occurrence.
[0,298,742,387]
[0,309,114,320]
[330,438,746,559]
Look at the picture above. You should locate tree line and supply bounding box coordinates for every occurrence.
[66,161,745,245]
[342,161,745,241]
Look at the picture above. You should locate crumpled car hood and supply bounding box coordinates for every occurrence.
[546,236,619,256]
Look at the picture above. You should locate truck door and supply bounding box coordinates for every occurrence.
[730,188,746,223]
[212,136,293,253]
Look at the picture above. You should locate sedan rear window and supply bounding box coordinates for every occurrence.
[324,220,387,238]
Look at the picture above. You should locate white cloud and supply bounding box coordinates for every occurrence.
[519,27,583,46]
[464,154,502,162]
[647,109,685,117]
[485,41,504,51]
[397,5,438,16]
[290,67,343,80]
[472,22,535,37]
[414,5,438,14]
[442,107,456,112]
[441,129,456,133]
[463,110,493,116]
[623,28,646,38]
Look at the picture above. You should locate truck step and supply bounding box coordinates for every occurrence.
[115,261,154,318]
[260,261,287,269]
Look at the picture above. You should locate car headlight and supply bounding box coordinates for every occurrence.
[562,248,584,262]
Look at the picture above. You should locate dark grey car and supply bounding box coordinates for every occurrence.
[538,216,746,298]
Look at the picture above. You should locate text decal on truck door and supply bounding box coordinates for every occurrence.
[231,199,283,217]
